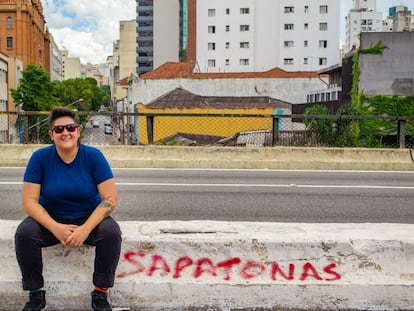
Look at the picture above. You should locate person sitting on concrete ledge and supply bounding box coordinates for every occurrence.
[14,106,122,311]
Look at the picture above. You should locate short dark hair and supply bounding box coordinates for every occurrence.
[48,107,78,128]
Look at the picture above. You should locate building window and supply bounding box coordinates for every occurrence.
[208,9,216,17]
[225,42,230,49]
[226,25,230,32]
[6,37,12,49]
[304,58,308,64]
[320,5,328,14]
[208,59,216,67]
[319,23,328,31]
[284,24,294,30]
[208,26,216,33]
[240,8,250,14]
[304,6,309,13]
[284,41,294,47]
[304,23,308,30]
[6,17,13,29]
[226,8,230,15]
[208,42,216,50]
[240,41,249,48]
[304,40,308,47]
[225,59,230,66]
[240,59,249,65]
[284,6,294,13]
[240,25,250,31]
[319,40,328,48]
[284,58,294,65]
[319,58,327,66]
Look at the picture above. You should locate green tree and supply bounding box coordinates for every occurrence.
[11,64,57,111]
[304,105,335,146]
[52,77,107,111]
[100,85,111,108]
[304,104,361,147]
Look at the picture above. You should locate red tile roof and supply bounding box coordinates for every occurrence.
[139,61,322,80]
[118,76,130,86]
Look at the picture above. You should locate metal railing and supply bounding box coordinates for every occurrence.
[1,111,413,149]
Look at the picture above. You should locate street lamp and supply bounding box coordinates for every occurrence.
[66,98,84,108]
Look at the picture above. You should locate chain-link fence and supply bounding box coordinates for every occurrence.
[1,111,413,148]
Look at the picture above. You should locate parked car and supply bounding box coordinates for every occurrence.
[92,120,100,128]
[104,124,113,134]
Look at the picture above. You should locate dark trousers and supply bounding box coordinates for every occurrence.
[15,216,122,291]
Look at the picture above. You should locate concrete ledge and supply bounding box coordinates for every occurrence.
[0,144,414,170]
[2,220,414,310]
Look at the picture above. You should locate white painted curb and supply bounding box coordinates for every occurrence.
[1,220,414,310]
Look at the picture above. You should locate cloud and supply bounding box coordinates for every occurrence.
[43,0,136,64]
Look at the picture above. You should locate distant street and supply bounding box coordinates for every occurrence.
[1,168,414,223]
[82,115,115,145]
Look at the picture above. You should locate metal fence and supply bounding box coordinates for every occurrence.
[1,111,414,149]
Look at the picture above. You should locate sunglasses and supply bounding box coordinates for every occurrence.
[52,123,79,134]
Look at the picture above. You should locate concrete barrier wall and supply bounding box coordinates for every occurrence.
[2,145,414,310]
[0,144,414,170]
[1,220,414,310]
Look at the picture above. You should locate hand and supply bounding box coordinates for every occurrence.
[52,223,79,246]
[65,225,91,247]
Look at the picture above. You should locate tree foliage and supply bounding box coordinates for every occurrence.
[11,64,57,111]
[304,104,361,147]
[11,64,110,112]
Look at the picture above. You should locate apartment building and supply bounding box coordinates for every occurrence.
[61,50,81,79]
[196,0,340,73]
[112,20,138,104]
[50,36,63,82]
[119,20,137,82]
[0,0,50,70]
[344,0,383,53]
[389,6,414,32]
[136,0,180,74]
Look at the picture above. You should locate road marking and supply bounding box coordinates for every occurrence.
[2,181,414,190]
[116,182,414,190]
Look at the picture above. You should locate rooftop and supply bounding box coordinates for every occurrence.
[145,87,291,109]
[140,62,322,80]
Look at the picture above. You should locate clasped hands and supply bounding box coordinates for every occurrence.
[54,223,90,247]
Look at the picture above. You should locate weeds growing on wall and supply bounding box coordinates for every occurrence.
[304,41,409,148]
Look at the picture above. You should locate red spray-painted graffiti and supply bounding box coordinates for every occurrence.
[116,250,341,282]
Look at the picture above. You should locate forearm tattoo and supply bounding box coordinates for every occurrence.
[98,196,116,217]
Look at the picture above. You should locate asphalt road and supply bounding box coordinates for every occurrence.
[1,167,414,223]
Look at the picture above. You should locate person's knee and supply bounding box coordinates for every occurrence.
[98,219,122,242]
[15,219,36,242]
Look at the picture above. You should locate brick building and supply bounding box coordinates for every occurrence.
[0,0,50,71]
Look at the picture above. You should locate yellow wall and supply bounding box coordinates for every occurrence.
[137,104,278,145]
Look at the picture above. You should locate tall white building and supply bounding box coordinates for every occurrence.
[344,0,383,53]
[196,0,340,73]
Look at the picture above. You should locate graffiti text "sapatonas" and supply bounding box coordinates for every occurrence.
[117,250,341,282]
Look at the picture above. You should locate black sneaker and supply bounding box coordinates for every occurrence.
[22,290,46,311]
[91,290,112,311]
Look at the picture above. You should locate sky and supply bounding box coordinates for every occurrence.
[43,0,135,64]
[43,0,409,65]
